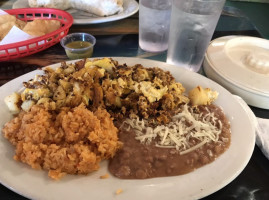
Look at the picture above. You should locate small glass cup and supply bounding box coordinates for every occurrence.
[60,33,96,59]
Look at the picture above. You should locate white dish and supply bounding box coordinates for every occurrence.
[13,0,139,24]
[204,36,269,109]
[0,57,255,200]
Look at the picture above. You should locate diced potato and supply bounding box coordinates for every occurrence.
[59,79,72,92]
[188,86,218,106]
[53,86,66,100]
[21,100,35,112]
[73,82,81,95]
[4,92,21,114]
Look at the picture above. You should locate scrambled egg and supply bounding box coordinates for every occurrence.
[5,58,218,125]
[85,57,115,73]
[134,81,168,103]
[21,88,51,101]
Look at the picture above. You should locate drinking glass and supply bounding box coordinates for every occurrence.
[139,0,172,52]
[166,0,226,72]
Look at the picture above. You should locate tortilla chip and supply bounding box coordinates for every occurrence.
[0,14,26,28]
[23,19,61,36]
[0,15,26,40]
[15,19,27,29]
[0,15,17,25]
[0,21,14,40]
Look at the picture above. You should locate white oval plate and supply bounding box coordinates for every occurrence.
[0,57,255,200]
[13,0,139,24]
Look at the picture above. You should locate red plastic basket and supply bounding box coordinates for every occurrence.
[0,8,73,61]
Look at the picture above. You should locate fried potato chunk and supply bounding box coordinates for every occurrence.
[4,92,21,114]
[188,86,219,106]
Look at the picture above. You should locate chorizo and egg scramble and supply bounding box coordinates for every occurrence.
[2,58,230,179]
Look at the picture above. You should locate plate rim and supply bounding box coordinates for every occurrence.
[0,57,255,200]
[12,0,139,25]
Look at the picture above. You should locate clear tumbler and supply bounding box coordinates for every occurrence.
[139,0,172,52]
[166,0,226,72]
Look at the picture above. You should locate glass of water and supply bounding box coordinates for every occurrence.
[166,0,226,72]
[139,0,172,52]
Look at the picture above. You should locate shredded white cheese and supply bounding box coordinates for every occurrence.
[123,104,224,155]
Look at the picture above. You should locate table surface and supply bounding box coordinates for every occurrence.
[0,0,269,200]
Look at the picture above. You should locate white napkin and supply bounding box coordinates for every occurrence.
[256,118,269,159]
[233,95,269,160]
[0,9,7,15]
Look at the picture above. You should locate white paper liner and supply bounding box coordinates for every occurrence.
[0,26,35,45]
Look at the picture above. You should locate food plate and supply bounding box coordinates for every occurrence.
[12,0,139,24]
[0,57,255,200]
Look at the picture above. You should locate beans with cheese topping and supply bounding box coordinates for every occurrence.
[109,104,231,179]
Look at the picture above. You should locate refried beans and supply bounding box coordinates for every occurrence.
[109,104,231,179]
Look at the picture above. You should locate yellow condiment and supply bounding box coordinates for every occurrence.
[65,41,93,59]
[66,41,92,49]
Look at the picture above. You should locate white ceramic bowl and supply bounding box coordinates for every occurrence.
[203,36,269,109]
